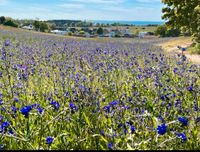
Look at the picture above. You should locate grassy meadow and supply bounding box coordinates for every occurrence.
[0,26,199,150]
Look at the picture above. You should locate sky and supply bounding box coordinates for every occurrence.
[0,0,164,21]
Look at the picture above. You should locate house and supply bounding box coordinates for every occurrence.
[138,32,148,38]
[84,32,91,38]
[103,29,110,37]
[109,31,116,37]
[122,28,130,35]
[22,24,34,30]
[51,30,68,35]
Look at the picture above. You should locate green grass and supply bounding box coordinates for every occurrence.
[129,26,158,34]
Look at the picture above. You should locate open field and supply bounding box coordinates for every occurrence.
[129,26,157,34]
[0,26,200,150]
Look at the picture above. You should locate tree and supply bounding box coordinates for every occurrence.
[162,0,200,45]
[40,22,49,32]
[166,28,180,37]
[33,21,49,32]
[155,25,180,37]
[155,25,167,37]
[0,16,6,24]
[3,19,18,27]
[97,27,103,35]
[33,21,40,31]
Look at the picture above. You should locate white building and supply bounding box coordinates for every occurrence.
[138,32,148,38]
[84,32,91,38]
[122,29,130,35]
[51,30,68,35]
[109,31,116,37]
[22,24,34,30]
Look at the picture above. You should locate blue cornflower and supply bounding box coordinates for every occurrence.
[157,124,167,135]
[69,102,77,111]
[0,71,2,77]
[104,105,111,113]
[4,39,11,46]
[37,107,43,114]
[195,117,200,123]
[178,116,188,126]
[1,121,10,128]
[181,48,186,51]
[102,98,106,102]
[109,100,118,106]
[108,142,113,150]
[134,108,139,113]
[1,107,5,111]
[141,109,145,114]
[124,129,128,134]
[11,106,17,113]
[101,130,105,136]
[50,101,60,110]
[46,136,53,145]
[0,99,3,105]
[187,85,193,92]
[0,121,10,133]
[123,106,130,109]
[0,116,3,122]
[31,104,39,108]
[173,68,179,73]
[20,106,32,117]
[130,125,135,134]
[8,129,14,135]
[22,73,28,80]
[14,98,19,102]
[176,133,187,142]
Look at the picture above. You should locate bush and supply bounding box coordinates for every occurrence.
[155,25,167,37]
[155,25,180,37]
[3,20,18,27]
[147,32,155,35]
[0,16,6,24]
[97,27,103,35]
[193,43,200,54]
[68,32,73,36]
[166,28,180,37]
[79,30,85,35]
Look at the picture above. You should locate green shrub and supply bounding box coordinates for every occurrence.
[190,43,200,54]
[155,25,180,37]
[155,25,167,37]
[79,30,85,35]
[166,28,180,37]
[194,43,200,54]
[3,19,18,27]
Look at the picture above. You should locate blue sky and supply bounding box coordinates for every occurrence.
[0,0,164,21]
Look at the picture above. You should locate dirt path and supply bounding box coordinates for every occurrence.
[156,37,200,64]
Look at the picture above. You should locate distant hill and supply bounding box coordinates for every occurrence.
[47,20,82,27]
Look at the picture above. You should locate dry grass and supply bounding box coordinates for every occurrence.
[156,36,200,64]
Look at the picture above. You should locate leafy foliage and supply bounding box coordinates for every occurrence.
[3,19,18,28]
[0,16,6,24]
[155,25,180,37]
[162,0,200,43]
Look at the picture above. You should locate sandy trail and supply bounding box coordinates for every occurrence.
[156,37,200,64]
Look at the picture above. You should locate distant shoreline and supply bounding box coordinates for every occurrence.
[88,20,164,26]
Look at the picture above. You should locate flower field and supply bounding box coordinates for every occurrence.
[0,28,200,150]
